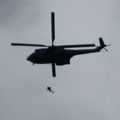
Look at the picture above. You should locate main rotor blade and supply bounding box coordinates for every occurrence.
[11,43,48,47]
[56,44,96,48]
[51,12,55,45]
[52,63,56,77]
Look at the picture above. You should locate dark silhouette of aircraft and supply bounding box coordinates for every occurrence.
[11,12,110,77]
[47,86,55,93]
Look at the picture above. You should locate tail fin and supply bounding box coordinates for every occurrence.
[99,37,105,48]
[96,38,110,52]
[95,38,105,51]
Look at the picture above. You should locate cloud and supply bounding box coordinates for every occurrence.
[0,0,45,27]
[0,0,120,120]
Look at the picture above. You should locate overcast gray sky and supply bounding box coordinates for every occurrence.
[0,0,120,120]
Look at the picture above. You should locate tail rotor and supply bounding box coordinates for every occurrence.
[99,38,111,51]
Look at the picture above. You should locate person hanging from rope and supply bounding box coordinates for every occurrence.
[47,86,55,93]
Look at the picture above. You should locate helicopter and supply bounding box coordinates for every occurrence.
[11,12,110,77]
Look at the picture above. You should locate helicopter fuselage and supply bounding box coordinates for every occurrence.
[27,46,98,65]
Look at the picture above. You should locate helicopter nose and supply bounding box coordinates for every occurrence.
[27,54,33,62]
[27,56,31,61]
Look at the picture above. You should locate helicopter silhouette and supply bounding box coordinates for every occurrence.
[11,12,110,77]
